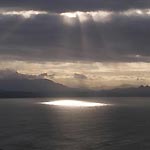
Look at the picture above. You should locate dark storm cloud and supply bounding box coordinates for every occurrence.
[0,0,150,12]
[0,11,150,62]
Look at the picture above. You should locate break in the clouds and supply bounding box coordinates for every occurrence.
[0,61,150,89]
[0,8,150,62]
[0,10,48,18]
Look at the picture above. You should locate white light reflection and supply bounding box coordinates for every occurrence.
[41,100,109,107]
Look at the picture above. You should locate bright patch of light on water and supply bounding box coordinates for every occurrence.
[41,100,109,107]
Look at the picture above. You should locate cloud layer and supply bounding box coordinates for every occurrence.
[0,2,150,62]
[0,0,150,12]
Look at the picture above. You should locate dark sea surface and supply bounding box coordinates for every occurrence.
[0,97,150,150]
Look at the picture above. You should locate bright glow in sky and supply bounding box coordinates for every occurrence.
[60,10,113,23]
[0,61,150,89]
[122,9,150,16]
[1,10,48,18]
[41,100,108,107]
[61,11,113,18]
[1,8,149,20]
[60,9,150,24]
[61,12,77,18]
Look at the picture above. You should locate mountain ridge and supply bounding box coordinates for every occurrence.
[0,77,150,97]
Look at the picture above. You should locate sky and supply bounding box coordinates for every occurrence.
[0,0,150,89]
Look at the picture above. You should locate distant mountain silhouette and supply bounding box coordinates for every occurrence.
[0,78,69,92]
[0,78,75,98]
[96,86,150,97]
[0,77,150,97]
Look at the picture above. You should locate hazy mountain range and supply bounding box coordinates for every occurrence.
[0,76,150,98]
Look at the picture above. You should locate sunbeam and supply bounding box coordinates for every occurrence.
[0,17,26,43]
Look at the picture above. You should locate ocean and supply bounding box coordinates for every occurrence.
[0,97,150,150]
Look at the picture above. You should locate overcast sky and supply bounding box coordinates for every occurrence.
[0,0,150,89]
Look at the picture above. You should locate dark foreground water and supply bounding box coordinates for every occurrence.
[0,97,150,150]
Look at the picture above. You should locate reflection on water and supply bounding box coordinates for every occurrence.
[40,100,109,107]
[1,97,150,150]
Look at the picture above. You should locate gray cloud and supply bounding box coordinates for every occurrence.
[39,73,48,78]
[0,10,150,62]
[0,69,51,80]
[0,0,150,12]
[39,73,55,79]
[74,73,88,80]
[48,74,55,79]
[0,69,37,79]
